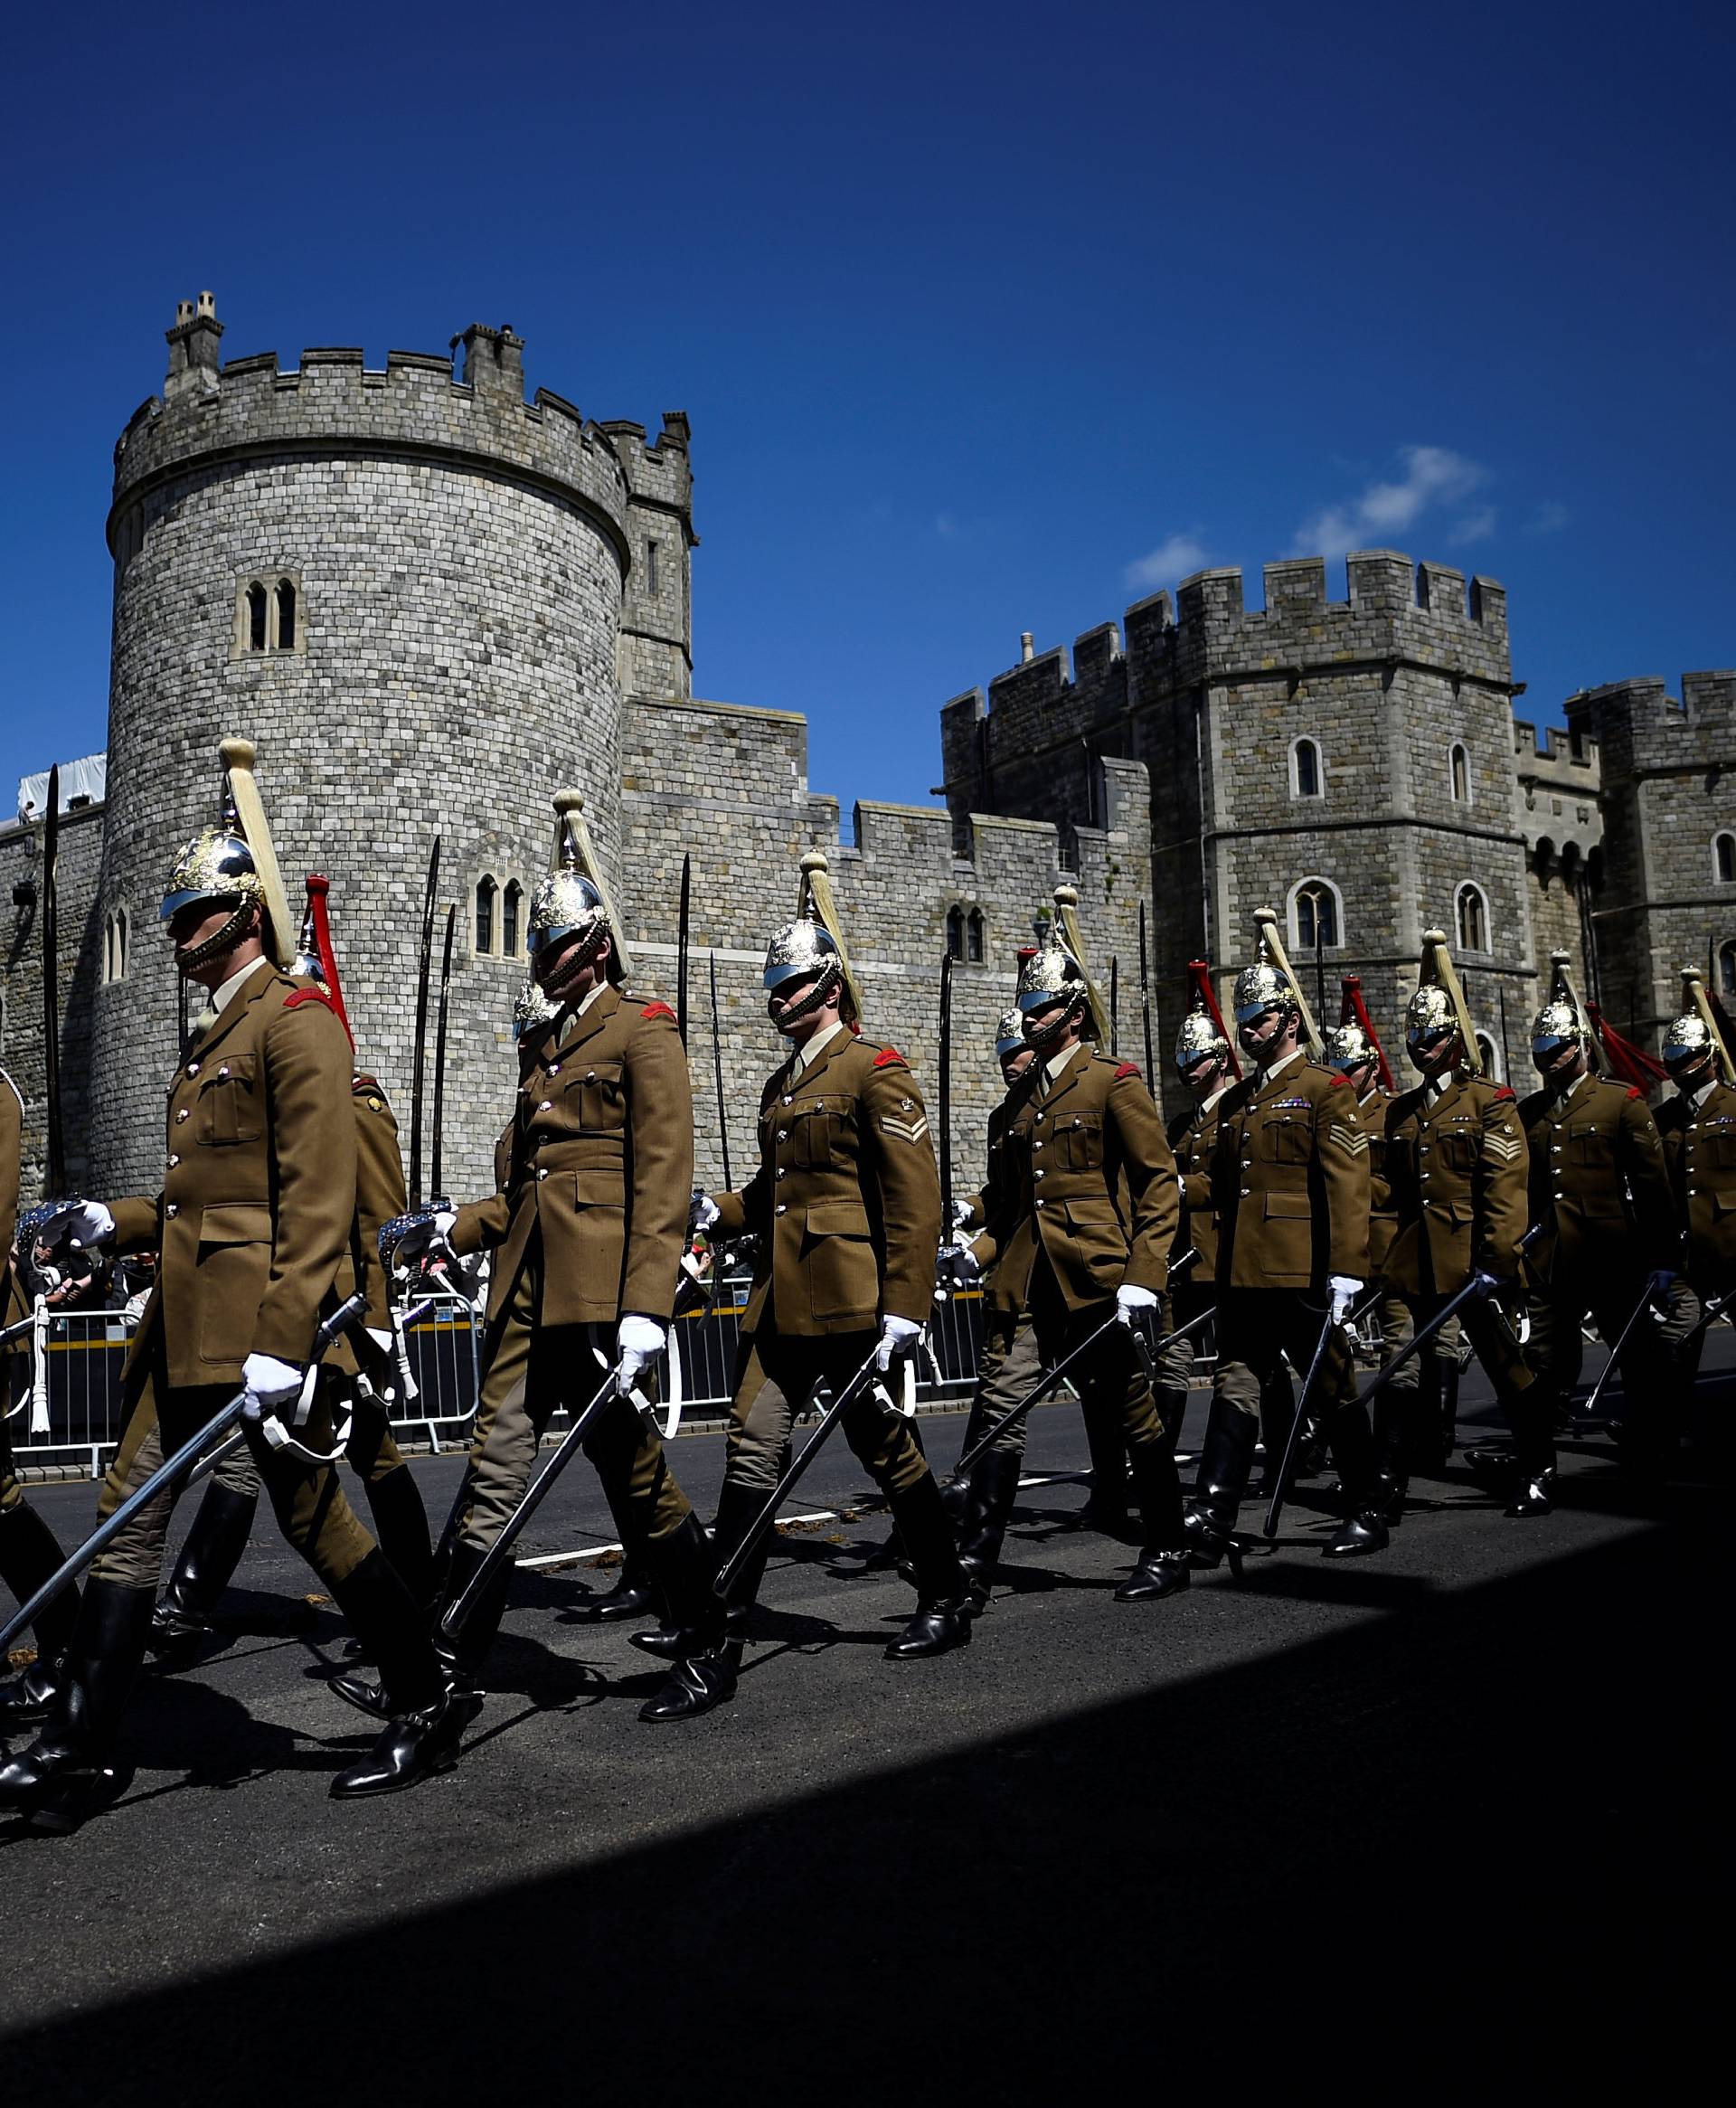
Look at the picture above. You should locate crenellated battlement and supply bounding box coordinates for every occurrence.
[110,298,636,566]
[598,413,693,519]
[1513,719,1599,770]
[1565,669,1736,778]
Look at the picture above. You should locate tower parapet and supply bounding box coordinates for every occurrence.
[599,413,695,701]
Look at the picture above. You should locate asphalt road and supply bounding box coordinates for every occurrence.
[2,1341,1727,2103]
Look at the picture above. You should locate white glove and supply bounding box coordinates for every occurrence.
[876,1313,923,1370]
[1328,1274,1363,1325]
[948,1197,976,1230]
[617,1313,667,1385]
[241,1352,304,1422]
[1117,1282,1161,1325]
[61,1201,116,1250]
[941,1237,981,1282]
[691,1194,721,1234]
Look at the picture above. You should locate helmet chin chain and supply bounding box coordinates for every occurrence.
[539,920,609,1007]
[174,899,256,974]
[1024,993,1085,1054]
[770,959,844,1034]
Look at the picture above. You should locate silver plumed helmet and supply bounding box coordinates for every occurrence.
[1405,982,1457,1046]
[160,826,263,926]
[1231,959,1298,1027]
[1016,941,1090,1050]
[1661,1010,1714,1072]
[762,915,844,1027]
[1175,1008,1229,1072]
[1324,1021,1374,1072]
[527,789,624,986]
[1530,997,1584,1060]
[995,1007,1026,1061]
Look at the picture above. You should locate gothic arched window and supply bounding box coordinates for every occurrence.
[1291,737,1323,800]
[947,906,967,961]
[1290,876,1342,950]
[276,579,297,650]
[246,581,269,653]
[1457,882,1490,953]
[503,880,524,959]
[476,874,498,956]
[1450,742,1471,803]
[1714,831,1735,884]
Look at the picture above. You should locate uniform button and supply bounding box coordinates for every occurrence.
[548,1063,561,1076]
[775,1167,787,1180]
[175,1108,190,1123]
[1033,1167,1045,1180]
[167,1153,180,1168]
[537,1167,549,1181]
[1034,1197,1045,1209]
[1420,1144,1429,1154]
[218,1064,231,1079]
[586,1070,597,1083]
[783,1095,794,1106]
[186,1062,200,1077]
[1687,1187,1697,1197]
[1033,1139,1044,1151]
[776,1204,788,1216]
[539,1101,552,1112]
[777,1130,788,1142]
[165,1203,179,1219]
[1034,1111,1044,1124]
[1552,1145,1561,1155]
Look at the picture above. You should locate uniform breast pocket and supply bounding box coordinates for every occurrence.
[566,1060,627,1131]
[194,1054,262,1147]
[1707,1130,1736,1171]
[1260,1116,1311,1166]
[1054,1111,1104,1169]
[1569,1121,1612,1167]
[793,1094,856,1168]
[1439,1129,1477,1174]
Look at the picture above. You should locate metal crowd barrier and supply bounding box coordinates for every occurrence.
[5,1308,140,1479]
[392,1290,483,1451]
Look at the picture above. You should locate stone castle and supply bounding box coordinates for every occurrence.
[1,296,1731,1208]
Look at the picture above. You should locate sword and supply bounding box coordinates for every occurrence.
[675,853,691,1047]
[1677,1282,1733,1351]
[1352,1223,1545,1430]
[1580,1270,1665,1421]
[1138,902,1156,1083]
[938,949,955,1235]
[0,1293,367,1655]
[1109,955,1119,1059]
[1261,1287,1381,1539]
[712,1343,890,1597]
[408,836,440,1206]
[0,1312,36,1351]
[41,763,65,1197]
[429,903,456,1202]
[441,1356,652,1634]
[709,950,732,1193]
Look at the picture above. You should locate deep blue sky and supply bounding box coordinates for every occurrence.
[4,1,1731,812]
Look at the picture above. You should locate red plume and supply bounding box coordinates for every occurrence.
[1187,959,1241,1081]
[1585,1001,1665,1092]
[1338,974,1395,1092]
[302,874,354,1049]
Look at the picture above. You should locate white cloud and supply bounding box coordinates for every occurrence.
[1529,499,1570,534]
[1125,530,1210,590]
[1290,446,1488,560]
[1448,506,1497,544]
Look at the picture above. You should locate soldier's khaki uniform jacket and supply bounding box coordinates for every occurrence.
[713,1028,941,1337]
[1209,1052,1370,1290]
[1656,1079,1736,1292]
[108,961,359,1389]
[958,1070,1041,1319]
[1168,1090,1227,1280]
[1355,1086,1400,1276]
[1382,1073,1528,1297]
[974,1045,1179,1313]
[1517,1073,1679,1281]
[452,987,693,1328]
[1,1067,26,1331]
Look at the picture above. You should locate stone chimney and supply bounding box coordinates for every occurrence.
[165,290,223,398]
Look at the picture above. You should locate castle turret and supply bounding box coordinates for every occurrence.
[599,413,695,700]
[91,295,641,1194]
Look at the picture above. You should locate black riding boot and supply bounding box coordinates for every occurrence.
[1078,1401,1133,1536]
[0,1578,155,1833]
[1252,1371,1297,1499]
[573,1553,657,1623]
[885,1472,974,1659]
[1115,1442,1192,1602]
[638,1513,738,1722]
[363,1463,436,1611]
[1153,1384,1189,1462]
[1321,1399,1391,1557]
[331,1536,507,1722]
[326,1549,463,1797]
[632,1478,769,1660]
[0,1498,81,1731]
[1439,1357,1461,1463]
[1183,1402,1259,1564]
[954,1449,1023,1604]
[1505,1384,1558,1518]
[148,1480,258,1661]
[1372,1384,1413,1526]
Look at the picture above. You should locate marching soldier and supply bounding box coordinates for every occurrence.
[940,1004,1042,1595]
[1150,964,1239,1460]
[149,876,434,1661]
[682,850,974,1663]
[0,740,460,1829]
[0,1066,86,1731]
[1655,970,1736,1431]
[342,791,728,1726]
[965,890,1191,1601]
[1184,910,1385,1561]
[1497,961,1681,1490]
[1375,934,1543,1517]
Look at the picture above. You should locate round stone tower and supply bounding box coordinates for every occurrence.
[90,294,683,1197]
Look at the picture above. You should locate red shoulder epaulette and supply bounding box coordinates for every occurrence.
[1328,1073,1352,1088]
[641,1000,676,1024]
[1493,1084,1515,1101]
[873,1046,905,1069]
[1627,1085,1644,1100]
[353,1073,382,1094]
[283,988,335,1016]
[1115,1061,1141,1081]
